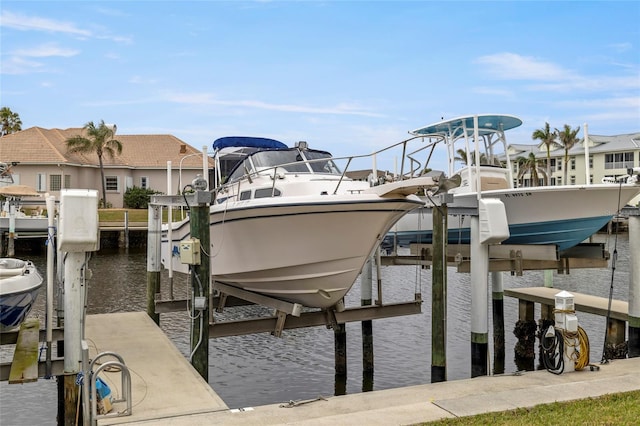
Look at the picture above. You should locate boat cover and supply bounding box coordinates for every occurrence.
[213,136,287,151]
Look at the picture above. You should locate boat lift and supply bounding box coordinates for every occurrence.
[149,192,609,338]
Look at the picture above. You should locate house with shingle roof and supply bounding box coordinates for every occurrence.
[0,126,213,208]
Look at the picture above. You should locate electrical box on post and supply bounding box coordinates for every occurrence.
[180,238,200,265]
[58,189,99,252]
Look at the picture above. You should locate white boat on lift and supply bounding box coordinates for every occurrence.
[0,258,43,330]
[162,137,437,309]
[0,185,48,234]
[384,114,640,252]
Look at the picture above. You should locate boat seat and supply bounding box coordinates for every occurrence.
[480,176,510,191]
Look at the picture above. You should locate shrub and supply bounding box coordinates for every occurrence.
[123,186,159,209]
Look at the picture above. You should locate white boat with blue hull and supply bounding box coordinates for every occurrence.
[0,258,43,330]
[383,114,640,252]
[162,137,436,309]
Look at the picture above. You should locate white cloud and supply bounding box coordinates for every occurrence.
[0,56,44,74]
[471,86,515,97]
[10,43,79,58]
[475,52,573,81]
[0,10,131,43]
[164,92,385,117]
[608,42,632,53]
[0,10,92,37]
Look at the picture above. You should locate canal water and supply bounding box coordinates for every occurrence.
[0,233,632,424]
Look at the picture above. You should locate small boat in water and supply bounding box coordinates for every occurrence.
[162,137,437,309]
[0,258,43,330]
[384,114,640,252]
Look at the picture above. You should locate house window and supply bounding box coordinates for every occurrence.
[570,175,576,185]
[570,158,576,171]
[557,176,562,185]
[140,176,149,189]
[557,161,562,171]
[36,173,46,192]
[64,174,71,189]
[605,152,634,169]
[589,156,593,169]
[590,174,593,184]
[105,176,119,192]
[49,174,62,191]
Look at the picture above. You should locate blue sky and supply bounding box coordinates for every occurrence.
[1,1,639,172]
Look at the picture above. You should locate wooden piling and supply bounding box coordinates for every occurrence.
[629,215,640,357]
[361,257,374,387]
[190,202,210,382]
[146,205,162,325]
[334,322,347,395]
[431,203,447,382]
[514,300,536,371]
[491,272,505,375]
[124,209,130,248]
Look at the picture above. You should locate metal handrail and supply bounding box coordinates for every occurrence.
[89,352,132,426]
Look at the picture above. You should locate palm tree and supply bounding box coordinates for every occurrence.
[556,124,580,184]
[515,152,548,187]
[531,122,556,182]
[454,148,487,166]
[66,120,123,207]
[0,107,22,136]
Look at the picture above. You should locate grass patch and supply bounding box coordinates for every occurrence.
[422,390,640,425]
[98,208,186,222]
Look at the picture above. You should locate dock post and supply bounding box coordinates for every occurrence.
[514,299,536,371]
[146,205,162,325]
[8,202,15,257]
[540,270,554,320]
[334,322,347,396]
[189,197,210,381]
[62,251,85,426]
[470,216,489,377]
[491,272,505,375]
[124,209,130,248]
[361,256,374,391]
[46,195,56,377]
[629,215,640,357]
[432,203,447,382]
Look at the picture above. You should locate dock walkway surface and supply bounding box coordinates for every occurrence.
[89,312,640,426]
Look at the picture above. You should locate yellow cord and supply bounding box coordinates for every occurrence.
[561,326,590,370]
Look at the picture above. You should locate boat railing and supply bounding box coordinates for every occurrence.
[212,134,445,198]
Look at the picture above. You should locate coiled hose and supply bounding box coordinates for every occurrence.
[541,325,590,374]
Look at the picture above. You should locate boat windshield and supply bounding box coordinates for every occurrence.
[226,148,341,182]
[303,150,342,174]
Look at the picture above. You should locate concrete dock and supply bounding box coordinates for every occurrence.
[87,312,640,425]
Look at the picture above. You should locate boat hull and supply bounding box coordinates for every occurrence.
[385,184,640,252]
[163,196,422,308]
[0,259,43,330]
[0,216,49,233]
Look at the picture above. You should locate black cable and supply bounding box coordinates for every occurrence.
[601,180,623,364]
[541,328,564,375]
